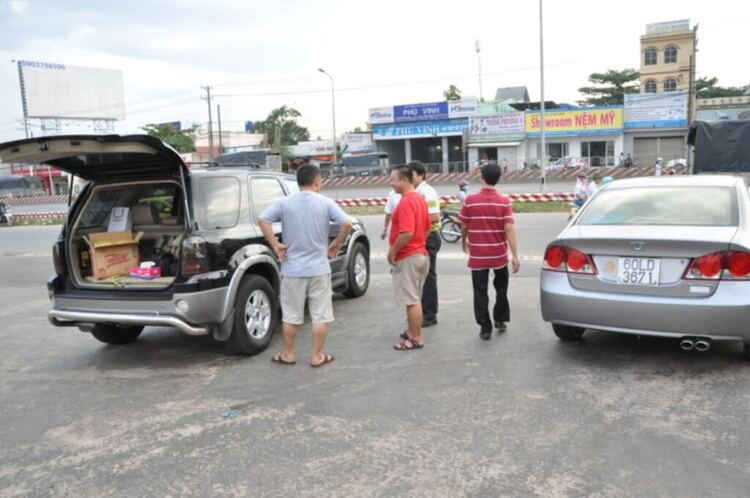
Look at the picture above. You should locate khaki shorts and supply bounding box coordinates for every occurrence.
[392,253,430,306]
[280,275,334,325]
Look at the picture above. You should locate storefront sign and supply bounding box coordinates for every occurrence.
[288,140,335,157]
[341,133,374,153]
[372,119,468,139]
[394,101,449,123]
[624,92,688,128]
[368,106,394,124]
[448,99,478,119]
[696,106,750,121]
[525,108,623,136]
[468,113,525,142]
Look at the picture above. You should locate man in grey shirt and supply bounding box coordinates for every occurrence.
[259,164,352,368]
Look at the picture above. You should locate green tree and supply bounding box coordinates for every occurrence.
[578,69,640,106]
[443,84,462,101]
[696,77,748,98]
[253,106,310,146]
[142,123,195,153]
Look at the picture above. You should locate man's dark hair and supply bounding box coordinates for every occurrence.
[391,164,413,183]
[408,161,427,180]
[296,164,321,187]
[480,162,502,186]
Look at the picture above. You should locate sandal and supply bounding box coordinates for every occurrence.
[311,353,335,368]
[394,337,424,351]
[271,352,296,365]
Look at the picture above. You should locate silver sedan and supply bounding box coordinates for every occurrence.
[540,175,750,358]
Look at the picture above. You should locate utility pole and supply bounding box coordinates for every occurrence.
[217,104,223,155]
[475,40,483,102]
[539,0,547,193]
[201,85,214,165]
[318,68,337,161]
[15,60,30,138]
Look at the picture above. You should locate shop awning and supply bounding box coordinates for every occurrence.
[467,141,522,148]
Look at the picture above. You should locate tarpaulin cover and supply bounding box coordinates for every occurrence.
[688,120,750,173]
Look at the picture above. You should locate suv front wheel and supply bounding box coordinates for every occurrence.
[343,242,369,298]
[227,275,278,355]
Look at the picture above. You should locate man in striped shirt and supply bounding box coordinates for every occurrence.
[459,162,520,341]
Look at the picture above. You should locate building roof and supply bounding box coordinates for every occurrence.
[494,86,530,103]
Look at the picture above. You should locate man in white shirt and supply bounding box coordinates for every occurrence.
[381,189,401,240]
[409,161,441,328]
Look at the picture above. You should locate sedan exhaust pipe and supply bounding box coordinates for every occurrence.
[694,338,712,352]
[680,338,695,351]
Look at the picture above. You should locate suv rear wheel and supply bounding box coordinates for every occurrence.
[227,275,277,355]
[343,242,369,298]
[552,324,585,341]
[91,324,144,345]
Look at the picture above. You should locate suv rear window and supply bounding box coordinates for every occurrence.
[78,184,180,229]
[196,177,240,229]
[579,186,738,227]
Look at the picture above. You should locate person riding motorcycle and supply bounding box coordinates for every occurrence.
[457,180,469,208]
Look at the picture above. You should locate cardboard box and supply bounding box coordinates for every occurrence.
[108,207,132,232]
[84,231,143,279]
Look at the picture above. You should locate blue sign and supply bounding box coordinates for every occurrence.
[157,121,181,131]
[393,101,449,123]
[245,121,254,132]
[372,119,468,139]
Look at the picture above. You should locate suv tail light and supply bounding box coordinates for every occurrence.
[543,245,597,275]
[684,251,750,281]
[181,236,209,275]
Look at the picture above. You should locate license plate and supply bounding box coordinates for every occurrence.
[617,257,660,286]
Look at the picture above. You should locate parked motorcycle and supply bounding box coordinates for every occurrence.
[439,209,461,243]
[0,202,13,227]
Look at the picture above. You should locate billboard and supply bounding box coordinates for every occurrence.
[624,92,688,128]
[341,133,373,153]
[368,106,394,124]
[372,119,468,140]
[468,113,524,142]
[696,107,750,121]
[394,101,448,123]
[18,60,126,120]
[525,108,623,136]
[448,99,479,119]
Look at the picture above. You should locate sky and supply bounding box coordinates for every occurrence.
[0,0,748,143]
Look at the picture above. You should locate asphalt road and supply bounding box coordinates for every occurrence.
[1,216,749,497]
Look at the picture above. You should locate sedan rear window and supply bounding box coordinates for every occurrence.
[579,186,738,227]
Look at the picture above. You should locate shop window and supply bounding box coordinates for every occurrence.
[581,141,615,167]
[664,78,677,92]
[664,46,678,64]
[536,142,568,162]
[644,48,657,66]
[644,80,657,93]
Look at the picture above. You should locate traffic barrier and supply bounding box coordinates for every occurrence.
[14,192,575,220]
[334,193,575,207]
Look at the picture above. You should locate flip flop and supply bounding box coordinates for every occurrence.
[311,353,335,368]
[394,338,424,351]
[271,353,296,365]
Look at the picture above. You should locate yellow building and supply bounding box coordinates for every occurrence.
[639,20,697,93]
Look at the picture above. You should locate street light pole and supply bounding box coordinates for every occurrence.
[539,0,547,193]
[475,40,483,102]
[318,68,337,161]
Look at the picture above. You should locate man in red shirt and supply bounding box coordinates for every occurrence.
[388,164,431,351]
[459,162,520,340]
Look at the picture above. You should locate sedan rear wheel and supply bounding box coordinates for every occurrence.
[552,324,585,341]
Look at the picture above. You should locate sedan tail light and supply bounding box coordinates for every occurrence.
[543,245,597,275]
[684,251,750,281]
[724,252,750,280]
